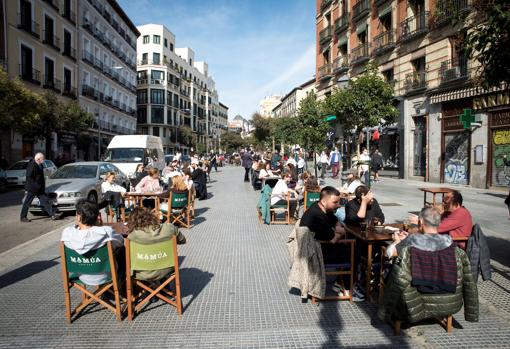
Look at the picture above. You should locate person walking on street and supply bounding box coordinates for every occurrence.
[371,149,384,182]
[329,147,341,179]
[20,152,63,222]
[359,148,370,184]
[320,151,329,179]
[241,150,253,182]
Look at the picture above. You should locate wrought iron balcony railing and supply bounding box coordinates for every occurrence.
[403,72,427,93]
[373,30,395,55]
[433,0,470,27]
[350,43,370,65]
[335,12,349,33]
[332,56,349,73]
[399,11,430,43]
[19,65,41,84]
[439,56,470,83]
[319,26,333,45]
[352,0,370,22]
[318,63,332,80]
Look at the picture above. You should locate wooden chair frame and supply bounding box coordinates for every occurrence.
[269,193,291,225]
[303,190,320,212]
[60,241,123,323]
[125,237,182,320]
[312,239,356,304]
[161,191,192,228]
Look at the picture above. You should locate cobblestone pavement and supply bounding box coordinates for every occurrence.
[0,166,509,348]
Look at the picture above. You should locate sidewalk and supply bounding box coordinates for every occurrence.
[0,166,509,348]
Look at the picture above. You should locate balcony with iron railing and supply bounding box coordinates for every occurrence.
[433,0,470,28]
[439,56,470,84]
[19,65,41,84]
[335,12,349,34]
[62,46,76,60]
[43,31,60,51]
[43,75,61,92]
[332,55,349,74]
[403,71,427,94]
[318,63,332,81]
[17,14,40,38]
[373,30,396,55]
[350,43,370,65]
[81,84,97,99]
[62,86,77,99]
[319,26,333,45]
[81,17,93,33]
[352,0,370,22]
[399,11,430,43]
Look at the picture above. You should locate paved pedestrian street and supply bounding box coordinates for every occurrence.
[0,166,509,348]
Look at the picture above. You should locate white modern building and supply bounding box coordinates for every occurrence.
[259,95,282,118]
[78,0,139,159]
[136,24,221,154]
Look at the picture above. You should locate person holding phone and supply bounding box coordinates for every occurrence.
[344,185,385,227]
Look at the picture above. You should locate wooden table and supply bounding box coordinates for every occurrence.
[124,192,162,210]
[344,224,396,302]
[418,187,453,207]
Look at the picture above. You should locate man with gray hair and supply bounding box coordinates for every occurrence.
[386,207,452,258]
[20,153,63,222]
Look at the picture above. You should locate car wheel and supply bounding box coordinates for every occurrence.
[87,192,97,203]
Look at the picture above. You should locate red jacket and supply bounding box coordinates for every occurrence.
[438,206,473,249]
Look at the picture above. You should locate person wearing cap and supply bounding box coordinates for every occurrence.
[340,169,362,195]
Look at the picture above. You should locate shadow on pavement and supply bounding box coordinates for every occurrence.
[486,236,510,268]
[0,258,59,289]
[180,267,214,313]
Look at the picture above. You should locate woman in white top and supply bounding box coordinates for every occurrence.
[320,151,329,179]
[271,173,298,218]
[259,162,274,179]
[359,148,371,184]
[101,171,126,209]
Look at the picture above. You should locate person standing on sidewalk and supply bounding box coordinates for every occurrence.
[20,152,63,222]
[359,148,370,184]
[241,150,253,182]
[371,149,384,182]
[329,147,340,179]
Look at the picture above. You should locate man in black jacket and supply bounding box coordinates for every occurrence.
[20,153,63,222]
[344,185,385,226]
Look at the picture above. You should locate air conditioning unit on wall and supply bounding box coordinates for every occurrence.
[443,66,460,80]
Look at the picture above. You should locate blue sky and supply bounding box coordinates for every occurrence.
[117,0,316,120]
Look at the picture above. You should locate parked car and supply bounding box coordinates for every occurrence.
[5,159,57,186]
[30,161,128,213]
[164,154,174,164]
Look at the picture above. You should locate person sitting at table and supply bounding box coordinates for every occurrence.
[386,207,453,258]
[127,206,186,282]
[438,190,473,249]
[135,167,162,193]
[61,199,124,285]
[259,161,274,179]
[344,185,385,227]
[191,160,208,200]
[339,168,362,195]
[271,173,299,218]
[162,160,181,186]
[169,174,188,192]
[286,163,298,189]
[101,171,127,218]
[130,163,147,190]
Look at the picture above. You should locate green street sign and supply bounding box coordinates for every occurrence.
[460,108,475,129]
[323,115,337,122]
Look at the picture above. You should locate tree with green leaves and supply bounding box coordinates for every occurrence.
[178,126,195,148]
[459,0,510,88]
[323,62,398,135]
[249,112,272,150]
[220,131,248,154]
[294,91,330,155]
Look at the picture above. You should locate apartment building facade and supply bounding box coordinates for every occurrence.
[78,0,139,160]
[273,78,316,118]
[316,0,508,189]
[217,102,229,152]
[259,95,281,118]
[136,24,220,155]
[2,0,80,161]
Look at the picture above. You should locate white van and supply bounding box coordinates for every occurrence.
[104,135,164,176]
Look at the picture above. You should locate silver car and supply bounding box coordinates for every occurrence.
[30,162,128,213]
[6,159,57,186]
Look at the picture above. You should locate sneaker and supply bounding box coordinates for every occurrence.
[331,281,344,293]
[352,284,365,302]
[20,217,31,223]
[51,212,64,220]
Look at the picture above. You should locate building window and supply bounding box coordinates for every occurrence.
[152,127,160,137]
[163,128,166,138]
[151,106,164,123]
[137,89,148,104]
[151,70,164,80]
[164,38,167,47]
[142,53,148,64]
[153,52,160,64]
[137,107,147,124]
[153,35,160,44]
[150,89,164,104]
[170,43,174,51]
[143,35,149,44]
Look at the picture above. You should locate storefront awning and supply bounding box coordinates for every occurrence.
[338,36,348,47]
[430,84,507,104]
[356,23,367,35]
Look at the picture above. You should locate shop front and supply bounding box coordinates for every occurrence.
[441,100,472,185]
[488,111,510,188]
